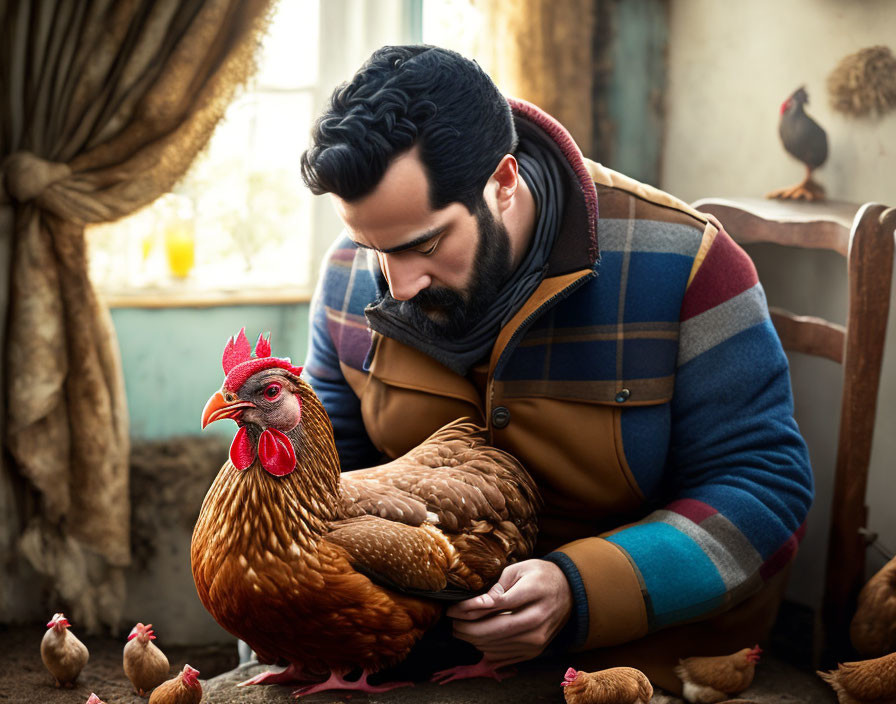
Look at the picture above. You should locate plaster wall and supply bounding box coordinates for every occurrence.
[663,1,896,608]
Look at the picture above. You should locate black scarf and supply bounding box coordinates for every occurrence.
[364,138,566,376]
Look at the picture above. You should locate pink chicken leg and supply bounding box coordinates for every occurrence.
[431,656,515,684]
[291,669,413,698]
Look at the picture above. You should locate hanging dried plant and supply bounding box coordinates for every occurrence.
[827,46,896,118]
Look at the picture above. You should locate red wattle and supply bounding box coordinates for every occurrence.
[258,428,296,476]
[229,426,256,470]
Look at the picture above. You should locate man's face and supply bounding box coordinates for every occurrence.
[332,149,513,337]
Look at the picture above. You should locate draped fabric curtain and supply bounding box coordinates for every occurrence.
[0,0,273,631]
[471,0,596,156]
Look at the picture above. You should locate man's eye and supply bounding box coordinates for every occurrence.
[417,238,441,256]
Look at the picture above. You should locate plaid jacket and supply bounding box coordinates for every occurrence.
[304,99,813,651]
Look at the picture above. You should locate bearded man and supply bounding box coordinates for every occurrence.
[299,45,813,691]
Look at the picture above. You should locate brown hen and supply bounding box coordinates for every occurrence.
[148,664,202,704]
[851,554,896,657]
[191,329,540,697]
[675,646,761,703]
[818,651,896,704]
[561,666,653,704]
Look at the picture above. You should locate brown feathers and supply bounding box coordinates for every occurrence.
[339,420,541,589]
[675,646,761,703]
[851,554,896,657]
[148,664,202,704]
[562,666,653,704]
[818,652,896,704]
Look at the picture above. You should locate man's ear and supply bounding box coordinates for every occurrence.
[489,154,519,212]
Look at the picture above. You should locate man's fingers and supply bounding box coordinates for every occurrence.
[447,580,507,619]
[452,604,543,644]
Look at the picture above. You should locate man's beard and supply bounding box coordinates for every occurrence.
[397,201,513,339]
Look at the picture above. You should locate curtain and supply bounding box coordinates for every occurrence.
[0,0,273,631]
[472,0,596,156]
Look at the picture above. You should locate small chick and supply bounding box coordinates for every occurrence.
[86,695,106,704]
[675,645,761,703]
[561,666,653,704]
[149,664,202,704]
[124,622,170,696]
[818,651,896,703]
[40,612,89,687]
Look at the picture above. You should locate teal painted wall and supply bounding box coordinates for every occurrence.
[599,0,668,186]
[111,303,310,439]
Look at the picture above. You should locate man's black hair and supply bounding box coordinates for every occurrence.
[300,45,518,213]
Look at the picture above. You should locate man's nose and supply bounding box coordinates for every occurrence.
[380,254,431,301]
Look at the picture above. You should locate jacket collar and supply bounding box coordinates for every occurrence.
[508,98,599,274]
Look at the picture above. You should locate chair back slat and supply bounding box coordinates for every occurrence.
[769,308,845,364]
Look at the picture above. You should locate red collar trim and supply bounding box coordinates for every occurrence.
[507,97,598,264]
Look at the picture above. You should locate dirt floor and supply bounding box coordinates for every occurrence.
[0,623,838,704]
[0,624,237,704]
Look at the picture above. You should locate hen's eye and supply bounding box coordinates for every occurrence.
[263,383,281,400]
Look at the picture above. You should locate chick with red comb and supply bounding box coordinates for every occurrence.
[561,665,653,703]
[148,664,202,704]
[124,622,170,696]
[41,612,89,687]
[675,645,761,703]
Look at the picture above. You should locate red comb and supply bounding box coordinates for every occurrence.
[222,328,252,374]
[561,667,578,686]
[255,333,271,358]
[127,623,156,641]
[222,330,303,393]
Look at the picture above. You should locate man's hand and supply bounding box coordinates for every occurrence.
[446,559,573,667]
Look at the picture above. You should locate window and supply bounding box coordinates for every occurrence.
[89,0,419,307]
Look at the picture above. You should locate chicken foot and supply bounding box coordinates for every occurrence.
[766,166,826,201]
[291,669,413,697]
[237,663,317,687]
[431,656,515,684]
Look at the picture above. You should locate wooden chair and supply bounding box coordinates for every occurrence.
[691,197,896,663]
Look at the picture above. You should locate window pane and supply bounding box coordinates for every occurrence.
[87,91,314,296]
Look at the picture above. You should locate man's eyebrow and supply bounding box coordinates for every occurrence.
[352,227,446,254]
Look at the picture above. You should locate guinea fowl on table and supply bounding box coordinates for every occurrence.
[191,329,541,697]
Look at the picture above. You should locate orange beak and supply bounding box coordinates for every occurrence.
[201,390,256,429]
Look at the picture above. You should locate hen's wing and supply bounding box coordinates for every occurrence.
[324,515,482,599]
[339,419,540,587]
[340,475,433,525]
[342,419,539,528]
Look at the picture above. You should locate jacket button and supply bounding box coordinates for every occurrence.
[615,388,631,403]
[492,406,511,429]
